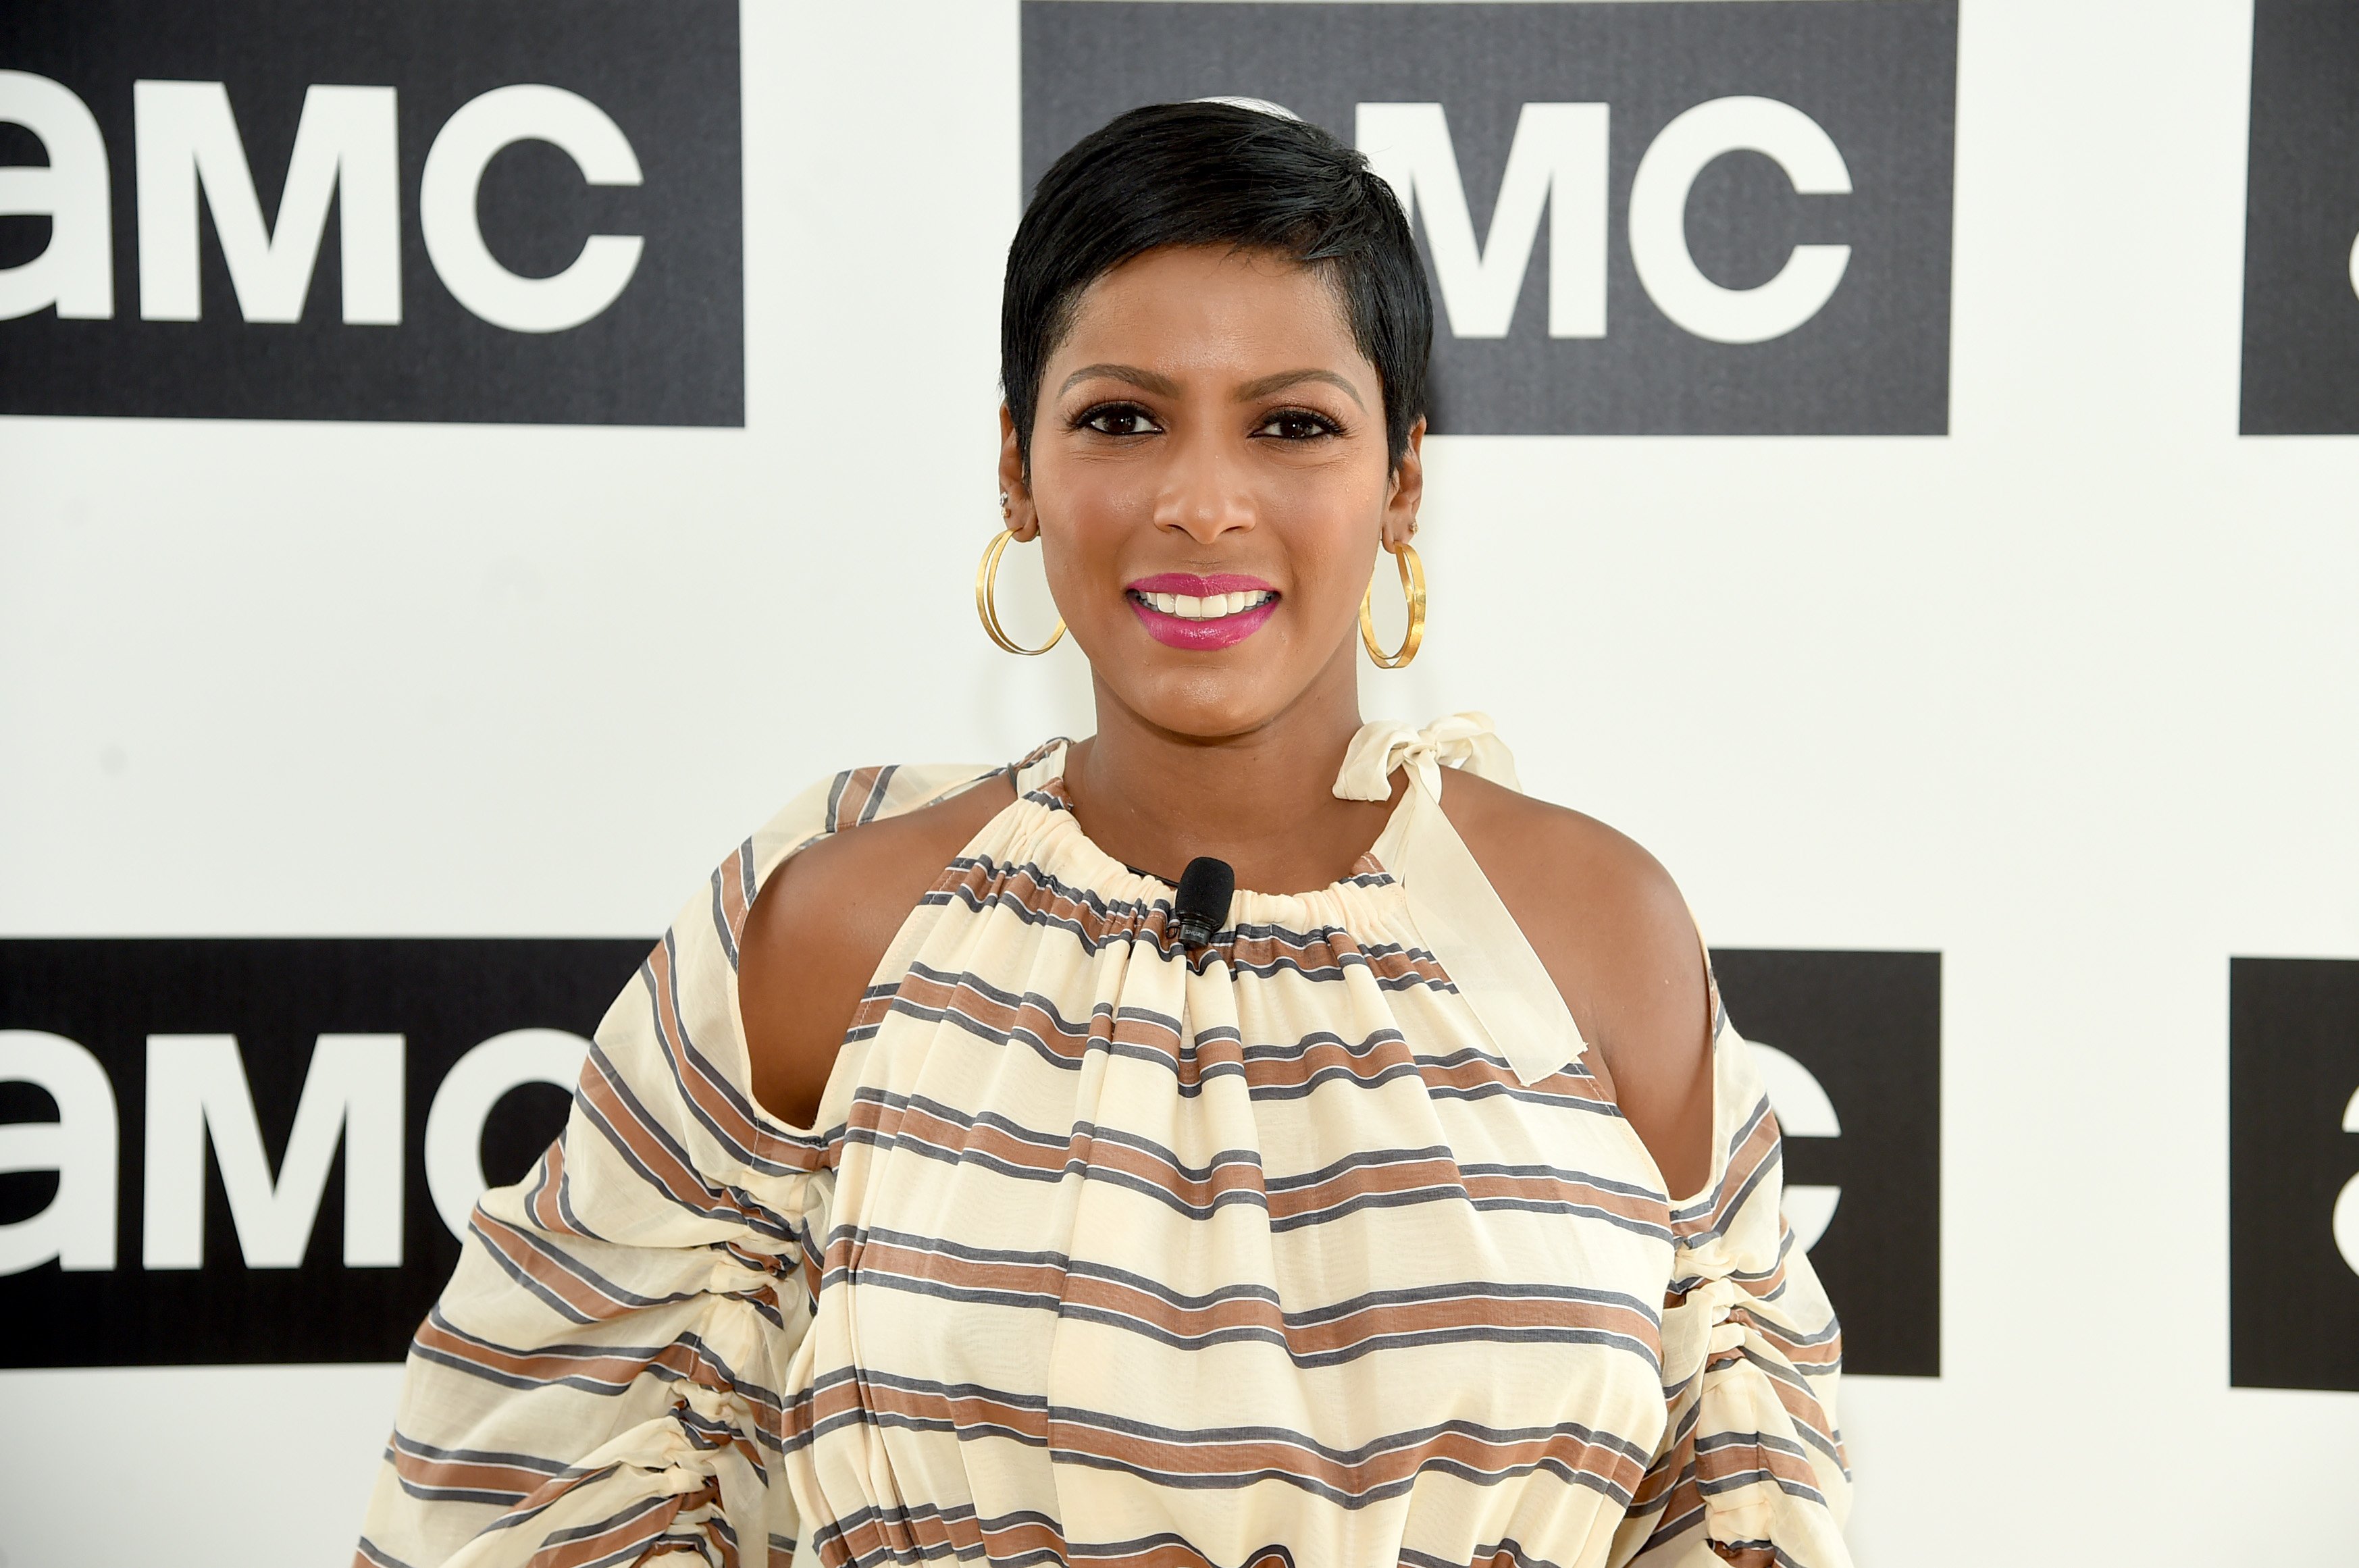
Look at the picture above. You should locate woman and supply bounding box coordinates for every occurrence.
[358,103,1848,1568]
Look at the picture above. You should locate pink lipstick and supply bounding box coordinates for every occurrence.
[1125,573,1281,651]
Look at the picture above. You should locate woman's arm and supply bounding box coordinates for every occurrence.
[739,775,1016,1126]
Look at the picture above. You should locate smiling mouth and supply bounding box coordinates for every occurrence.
[1126,588,1278,621]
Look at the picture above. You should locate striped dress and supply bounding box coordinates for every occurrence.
[357,716,1850,1568]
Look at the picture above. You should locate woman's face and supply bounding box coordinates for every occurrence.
[1001,244,1423,741]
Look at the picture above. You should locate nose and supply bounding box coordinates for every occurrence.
[1150,427,1256,546]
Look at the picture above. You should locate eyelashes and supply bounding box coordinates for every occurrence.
[1253,407,1346,441]
[1065,400,1350,442]
[1070,401,1162,437]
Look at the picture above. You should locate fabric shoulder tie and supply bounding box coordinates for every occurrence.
[1332,710,1522,801]
[1335,714,1586,1087]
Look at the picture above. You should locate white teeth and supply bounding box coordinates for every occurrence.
[1141,589,1275,619]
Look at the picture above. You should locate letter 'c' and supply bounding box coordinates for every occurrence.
[1628,95,1852,346]
[424,1028,589,1241]
[421,84,644,334]
[2334,1087,2359,1278]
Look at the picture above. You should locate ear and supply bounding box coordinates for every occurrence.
[1380,417,1426,550]
[997,404,1040,542]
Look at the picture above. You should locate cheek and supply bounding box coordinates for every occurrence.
[1273,482,1389,605]
[1033,452,1152,569]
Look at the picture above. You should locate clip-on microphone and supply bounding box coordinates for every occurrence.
[1172,857,1235,950]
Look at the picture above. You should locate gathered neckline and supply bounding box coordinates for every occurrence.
[1012,741,1410,914]
[1017,772,1403,915]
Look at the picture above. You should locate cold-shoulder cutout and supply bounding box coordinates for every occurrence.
[1437,768,1715,1197]
[740,770,1017,1126]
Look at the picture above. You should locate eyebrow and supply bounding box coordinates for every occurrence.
[1233,368,1366,410]
[1058,363,1181,398]
[1056,363,1368,411]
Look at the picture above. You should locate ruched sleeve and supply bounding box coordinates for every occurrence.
[1617,988,1852,1567]
[355,762,996,1568]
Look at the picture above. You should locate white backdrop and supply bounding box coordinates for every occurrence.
[4,1,2358,1563]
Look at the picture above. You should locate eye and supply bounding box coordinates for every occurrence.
[1076,402,1162,437]
[1254,407,1344,441]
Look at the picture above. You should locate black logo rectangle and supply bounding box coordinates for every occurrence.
[0,938,648,1367]
[2239,1,2359,434]
[2229,958,2359,1390]
[1713,948,1942,1378]
[0,0,742,425]
[1020,0,1956,436]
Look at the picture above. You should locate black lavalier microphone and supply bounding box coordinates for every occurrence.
[1172,857,1235,950]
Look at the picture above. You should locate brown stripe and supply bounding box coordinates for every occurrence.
[1674,1105,1781,1242]
[642,940,827,1176]
[789,1376,1642,1504]
[717,843,752,951]
[813,1504,1067,1568]
[470,1211,647,1323]
[841,1236,1661,1363]
[413,1318,786,1445]
[388,1445,550,1502]
[1692,1431,1823,1495]
[1044,1413,1647,1500]
[832,767,885,832]
[527,1482,715,1568]
[885,965,1610,1114]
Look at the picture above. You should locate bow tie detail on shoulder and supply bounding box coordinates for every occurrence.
[1333,712,1524,802]
[1328,712,1584,1087]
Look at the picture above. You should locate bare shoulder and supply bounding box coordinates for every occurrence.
[1439,770,1715,1195]
[740,773,1016,1128]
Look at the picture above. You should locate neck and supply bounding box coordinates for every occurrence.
[1063,642,1401,893]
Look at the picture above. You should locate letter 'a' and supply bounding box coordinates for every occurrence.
[0,71,114,322]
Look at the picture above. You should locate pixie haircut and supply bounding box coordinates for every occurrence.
[1002,101,1434,469]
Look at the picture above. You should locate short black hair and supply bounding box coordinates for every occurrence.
[1002,101,1432,469]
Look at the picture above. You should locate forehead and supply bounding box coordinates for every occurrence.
[1051,245,1367,377]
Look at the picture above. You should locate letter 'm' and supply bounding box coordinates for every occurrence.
[421,84,644,333]
[423,1027,587,1241]
[0,71,114,322]
[142,1033,405,1270]
[1628,96,1852,345]
[0,1030,120,1275]
[133,80,400,324]
[1357,101,1609,340]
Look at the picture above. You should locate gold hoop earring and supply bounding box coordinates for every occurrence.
[976,529,1066,656]
[1359,539,1426,669]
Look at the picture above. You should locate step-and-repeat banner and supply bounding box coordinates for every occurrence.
[3,1,2354,1564]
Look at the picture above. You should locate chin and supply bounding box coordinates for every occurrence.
[1121,666,1295,741]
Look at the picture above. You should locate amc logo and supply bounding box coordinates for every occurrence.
[1022,0,1958,435]
[2240,0,2359,433]
[1713,948,1942,1379]
[0,0,741,425]
[1,1026,589,1276]
[1356,96,1851,350]
[0,938,646,1367]
[2229,958,2359,1390]
[4,76,649,336]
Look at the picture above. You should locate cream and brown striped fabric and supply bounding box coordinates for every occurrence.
[357,723,1850,1568]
